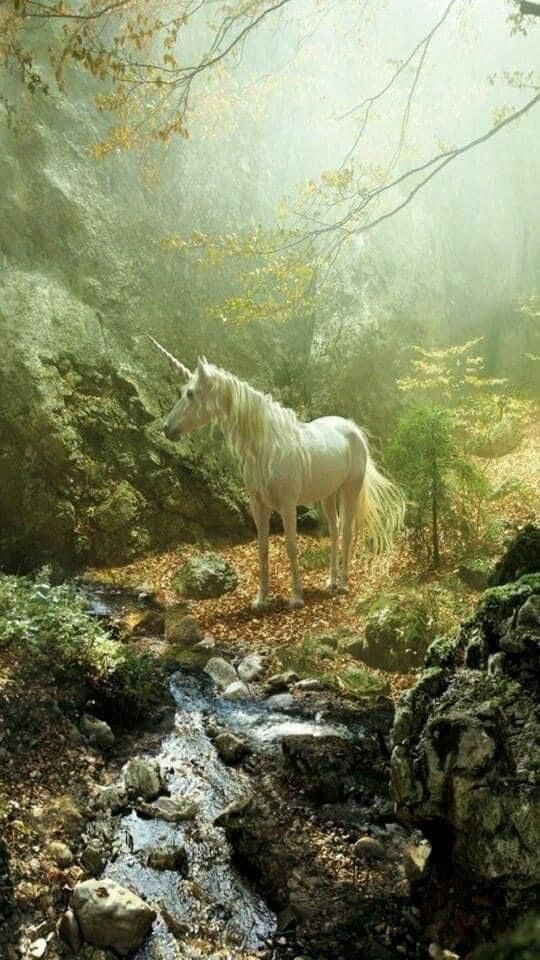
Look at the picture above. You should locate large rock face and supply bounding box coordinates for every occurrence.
[0,72,248,571]
[391,572,540,911]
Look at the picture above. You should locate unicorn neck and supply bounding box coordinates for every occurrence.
[209,368,302,467]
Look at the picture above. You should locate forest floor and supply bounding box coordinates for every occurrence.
[86,419,540,699]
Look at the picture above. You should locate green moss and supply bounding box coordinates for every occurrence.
[342,665,389,698]
[425,633,460,670]
[363,591,432,671]
[0,573,163,721]
[469,914,540,960]
[299,542,331,570]
[516,573,540,592]
[279,633,387,699]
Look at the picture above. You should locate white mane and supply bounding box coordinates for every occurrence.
[204,365,311,494]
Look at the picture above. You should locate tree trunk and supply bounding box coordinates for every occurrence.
[431,454,440,568]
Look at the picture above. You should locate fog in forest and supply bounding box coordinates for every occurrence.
[1,5,540,960]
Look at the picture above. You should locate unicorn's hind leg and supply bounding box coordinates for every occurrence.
[321,494,339,590]
[281,504,304,609]
[338,481,362,593]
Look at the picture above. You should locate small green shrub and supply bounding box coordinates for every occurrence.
[342,665,389,698]
[0,573,163,720]
[299,543,331,570]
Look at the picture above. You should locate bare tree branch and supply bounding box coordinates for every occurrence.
[24,0,133,20]
[276,90,540,258]
[337,0,458,170]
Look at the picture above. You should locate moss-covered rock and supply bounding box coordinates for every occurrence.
[489,525,540,586]
[172,552,238,599]
[458,557,493,590]
[361,592,433,671]
[390,562,540,912]
[0,279,248,571]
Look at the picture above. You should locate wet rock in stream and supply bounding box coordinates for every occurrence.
[124,757,164,802]
[72,878,156,954]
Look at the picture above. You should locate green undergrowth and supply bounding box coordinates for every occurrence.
[279,632,389,698]
[0,572,163,722]
[299,542,332,570]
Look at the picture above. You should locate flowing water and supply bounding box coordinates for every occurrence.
[84,584,352,958]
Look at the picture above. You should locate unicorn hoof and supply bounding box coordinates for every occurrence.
[337,584,349,595]
[288,596,304,610]
[326,579,338,592]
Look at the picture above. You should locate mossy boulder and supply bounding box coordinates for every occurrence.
[458,557,493,590]
[361,592,433,671]
[391,565,540,912]
[172,552,238,599]
[489,524,540,586]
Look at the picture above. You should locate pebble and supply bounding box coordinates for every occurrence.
[28,940,48,959]
[353,836,387,861]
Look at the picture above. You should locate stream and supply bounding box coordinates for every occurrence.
[83,584,355,959]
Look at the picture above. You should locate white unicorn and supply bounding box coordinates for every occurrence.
[148,336,405,610]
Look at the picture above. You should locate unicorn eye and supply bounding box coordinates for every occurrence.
[186,388,194,400]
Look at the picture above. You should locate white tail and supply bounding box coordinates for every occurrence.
[357,452,406,553]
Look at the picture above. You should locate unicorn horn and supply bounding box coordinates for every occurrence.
[146,334,191,379]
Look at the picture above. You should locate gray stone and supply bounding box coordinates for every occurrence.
[137,795,199,822]
[339,636,366,659]
[214,794,253,827]
[294,678,327,691]
[214,731,249,763]
[94,783,128,814]
[223,680,251,701]
[124,757,163,801]
[80,843,105,877]
[28,939,48,959]
[66,722,85,746]
[516,594,540,633]
[353,836,387,862]
[455,724,495,772]
[72,879,156,955]
[266,693,295,711]
[164,610,203,646]
[264,671,299,694]
[363,592,433,671]
[458,558,493,590]
[80,715,114,751]
[390,572,540,908]
[237,652,265,682]
[146,844,188,873]
[173,552,238,599]
[204,657,238,689]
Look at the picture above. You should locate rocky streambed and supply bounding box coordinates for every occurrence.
[56,644,428,960]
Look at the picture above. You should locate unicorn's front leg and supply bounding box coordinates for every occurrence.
[250,495,270,611]
[282,506,304,609]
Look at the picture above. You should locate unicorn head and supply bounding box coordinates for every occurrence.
[147,336,216,440]
[164,357,218,440]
